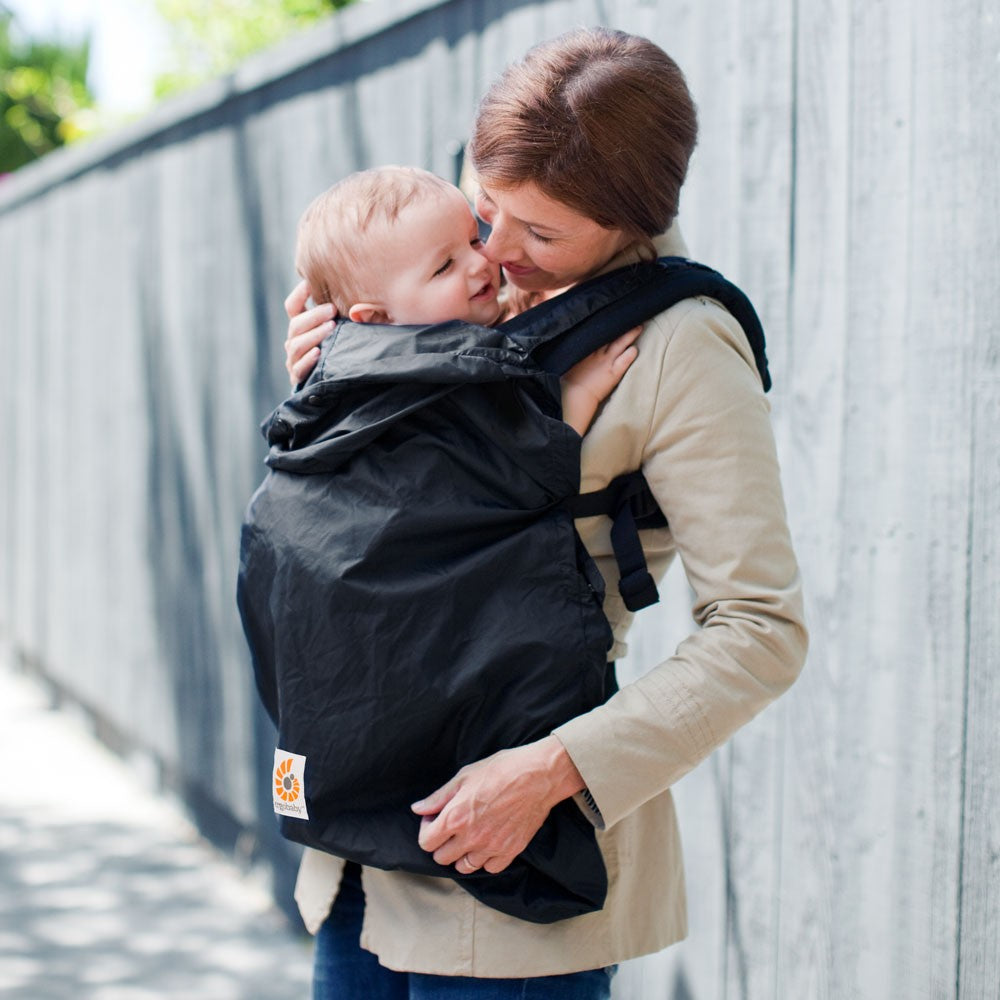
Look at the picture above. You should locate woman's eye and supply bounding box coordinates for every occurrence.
[475,194,494,223]
[527,228,555,244]
[433,258,453,276]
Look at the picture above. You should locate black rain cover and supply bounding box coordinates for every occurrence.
[238,313,615,923]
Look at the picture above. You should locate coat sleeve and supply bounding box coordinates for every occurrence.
[552,298,808,829]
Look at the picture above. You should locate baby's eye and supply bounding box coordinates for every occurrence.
[471,238,484,249]
[433,258,453,276]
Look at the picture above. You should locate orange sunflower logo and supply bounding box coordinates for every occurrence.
[274,757,301,803]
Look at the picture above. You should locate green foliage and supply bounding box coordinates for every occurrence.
[154,0,356,98]
[0,11,96,173]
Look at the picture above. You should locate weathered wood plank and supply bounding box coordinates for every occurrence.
[907,1,997,997]
[960,373,1000,998]
[777,0,853,994]
[0,212,15,634]
[831,2,957,996]
[952,1,1000,992]
[105,157,171,753]
[717,3,798,998]
[10,203,50,662]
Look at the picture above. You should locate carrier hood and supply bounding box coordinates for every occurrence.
[261,318,551,475]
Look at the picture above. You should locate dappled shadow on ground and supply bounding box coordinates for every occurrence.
[0,810,312,999]
[0,663,312,998]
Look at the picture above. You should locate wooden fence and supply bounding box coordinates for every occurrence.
[0,0,996,996]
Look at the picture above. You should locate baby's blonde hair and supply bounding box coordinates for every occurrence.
[295,166,455,315]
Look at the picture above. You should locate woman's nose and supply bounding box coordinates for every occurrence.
[481,223,517,264]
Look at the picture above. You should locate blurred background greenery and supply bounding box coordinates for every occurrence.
[0,0,358,173]
[152,0,356,99]
[0,7,94,172]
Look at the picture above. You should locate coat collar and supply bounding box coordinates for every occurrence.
[597,221,690,277]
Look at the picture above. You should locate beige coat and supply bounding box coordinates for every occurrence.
[294,226,808,976]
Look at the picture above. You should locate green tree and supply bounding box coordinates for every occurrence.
[0,11,96,173]
[154,0,356,98]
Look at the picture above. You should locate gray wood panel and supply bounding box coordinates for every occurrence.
[0,0,996,993]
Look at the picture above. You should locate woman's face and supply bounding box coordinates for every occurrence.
[474,180,631,294]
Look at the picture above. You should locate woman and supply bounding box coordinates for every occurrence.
[283,27,807,999]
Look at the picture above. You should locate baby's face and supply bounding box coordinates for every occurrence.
[373,186,502,326]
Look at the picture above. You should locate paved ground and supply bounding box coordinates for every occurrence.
[0,662,314,999]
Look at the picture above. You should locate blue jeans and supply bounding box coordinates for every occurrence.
[313,863,616,1000]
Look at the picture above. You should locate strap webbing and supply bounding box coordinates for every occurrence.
[566,472,663,613]
[533,257,771,393]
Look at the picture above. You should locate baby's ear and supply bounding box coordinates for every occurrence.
[348,303,390,324]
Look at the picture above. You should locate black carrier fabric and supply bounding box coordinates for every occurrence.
[237,258,769,924]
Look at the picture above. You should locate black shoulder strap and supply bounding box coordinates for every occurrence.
[532,256,771,393]
[553,258,771,614]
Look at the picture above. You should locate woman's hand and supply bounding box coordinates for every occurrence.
[561,325,641,435]
[412,735,586,875]
[284,279,335,387]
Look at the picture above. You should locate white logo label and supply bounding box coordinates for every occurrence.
[272,748,309,819]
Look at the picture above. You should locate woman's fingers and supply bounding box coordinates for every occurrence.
[284,312,334,386]
[284,278,311,319]
[288,345,323,386]
[413,776,465,857]
[612,344,639,375]
[434,833,518,873]
[455,852,497,874]
[600,325,641,381]
[608,324,642,353]
[412,740,576,875]
[433,836,469,868]
[285,329,328,386]
[415,769,508,868]
[287,302,334,341]
[482,854,513,874]
[417,816,480,869]
[412,775,460,822]
[283,279,335,386]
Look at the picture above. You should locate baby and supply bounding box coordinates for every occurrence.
[294,166,637,434]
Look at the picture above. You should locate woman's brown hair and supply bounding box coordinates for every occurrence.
[468,27,698,252]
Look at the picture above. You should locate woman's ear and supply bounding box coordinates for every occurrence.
[348,303,390,324]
